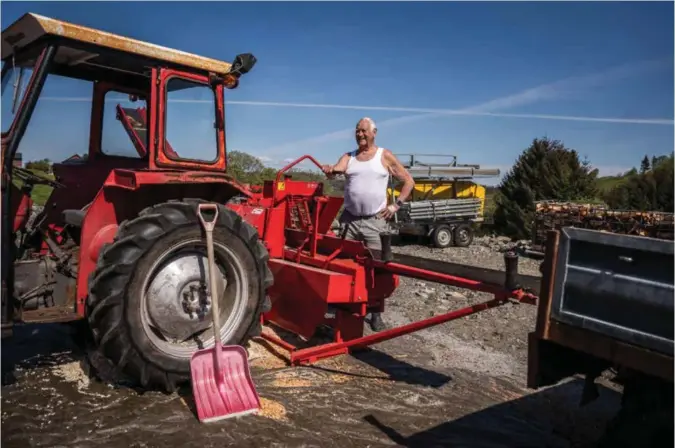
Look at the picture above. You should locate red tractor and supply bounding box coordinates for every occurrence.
[1,13,273,392]
[2,13,541,394]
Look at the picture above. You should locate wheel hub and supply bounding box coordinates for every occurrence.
[146,251,225,341]
[437,229,451,245]
[180,281,211,318]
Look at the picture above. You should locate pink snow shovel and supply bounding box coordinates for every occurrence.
[190,203,261,423]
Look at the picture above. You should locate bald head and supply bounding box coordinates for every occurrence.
[355,117,377,149]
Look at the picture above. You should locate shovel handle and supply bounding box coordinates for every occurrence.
[198,203,219,231]
[197,203,223,347]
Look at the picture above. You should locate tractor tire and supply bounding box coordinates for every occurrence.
[431,225,453,248]
[86,198,273,393]
[453,224,474,247]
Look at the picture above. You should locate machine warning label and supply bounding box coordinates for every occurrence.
[278,182,285,191]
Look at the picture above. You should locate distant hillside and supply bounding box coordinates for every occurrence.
[596,170,635,195]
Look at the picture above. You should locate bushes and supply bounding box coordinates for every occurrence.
[603,154,673,212]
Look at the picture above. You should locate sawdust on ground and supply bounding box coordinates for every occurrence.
[248,338,289,370]
[51,361,90,391]
[257,397,288,422]
[270,375,313,388]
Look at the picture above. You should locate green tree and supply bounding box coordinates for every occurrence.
[604,153,673,212]
[225,150,342,195]
[226,151,277,185]
[25,158,52,173]
[493,137,599,240]
[652,155,668,169]
[640,155,651,173]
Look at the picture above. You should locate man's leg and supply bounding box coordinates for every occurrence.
[361,216,390,332]
[338,210,360,240]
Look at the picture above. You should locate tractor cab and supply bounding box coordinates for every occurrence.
[1,12,255,173]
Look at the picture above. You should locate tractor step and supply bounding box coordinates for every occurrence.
[20,306,80,324]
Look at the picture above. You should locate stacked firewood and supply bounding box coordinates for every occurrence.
[531,200,674,250]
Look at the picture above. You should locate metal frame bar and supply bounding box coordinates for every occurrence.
[261,289,535,365]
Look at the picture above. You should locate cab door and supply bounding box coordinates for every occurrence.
[153,68,226,172]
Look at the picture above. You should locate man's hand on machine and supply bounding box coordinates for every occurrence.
[321,164,344,178]
[321,164,333,175]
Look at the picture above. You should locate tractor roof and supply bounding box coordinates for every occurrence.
[2,13,235,84]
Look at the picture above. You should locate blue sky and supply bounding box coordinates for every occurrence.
[2,1,673,185]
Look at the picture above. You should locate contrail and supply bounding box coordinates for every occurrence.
[39,96,673,125]
[228,101,672,124]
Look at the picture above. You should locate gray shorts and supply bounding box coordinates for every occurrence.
[338,209,391,250]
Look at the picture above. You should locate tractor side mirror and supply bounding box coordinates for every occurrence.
[230,53,257,76]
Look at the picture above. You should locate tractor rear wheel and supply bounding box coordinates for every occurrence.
[86,199,273,393]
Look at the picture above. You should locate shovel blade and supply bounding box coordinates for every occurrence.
[190,344,260,423]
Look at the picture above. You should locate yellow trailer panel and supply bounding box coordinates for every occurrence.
[389,180,487,215]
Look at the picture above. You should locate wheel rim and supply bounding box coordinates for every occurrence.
[457,228,470,244]
[139,238,249,359]
[437,229,451,246]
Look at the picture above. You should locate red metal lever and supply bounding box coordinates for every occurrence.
[274,155,325,184]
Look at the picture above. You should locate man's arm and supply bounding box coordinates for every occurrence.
[321,153,350,177]
[379,149,415,219]
[382,149,415,203]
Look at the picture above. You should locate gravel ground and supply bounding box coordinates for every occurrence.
[387,236,543,372]
[1,237,623,447]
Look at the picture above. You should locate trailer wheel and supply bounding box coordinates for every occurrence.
[86,198,273,393]
[453,224,474,247]
[431,225,453,248]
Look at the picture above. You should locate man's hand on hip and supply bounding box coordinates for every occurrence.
[379,204,399,220]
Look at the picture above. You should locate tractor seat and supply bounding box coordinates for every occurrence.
[63,209,86,228]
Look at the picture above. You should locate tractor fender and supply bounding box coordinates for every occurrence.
[74,168,255,316]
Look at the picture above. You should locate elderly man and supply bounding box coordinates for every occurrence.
[322,117,415,331]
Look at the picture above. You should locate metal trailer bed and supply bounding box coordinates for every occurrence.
[390,154,500,248]
[394,197,483,248]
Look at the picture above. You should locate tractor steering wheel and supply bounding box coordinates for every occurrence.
[13,166,65,188]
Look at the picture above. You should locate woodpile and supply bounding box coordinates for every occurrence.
[531,200,674,251]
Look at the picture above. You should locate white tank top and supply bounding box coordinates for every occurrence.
[343,147,390,216]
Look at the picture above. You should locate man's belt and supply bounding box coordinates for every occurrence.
[347,211,380,219]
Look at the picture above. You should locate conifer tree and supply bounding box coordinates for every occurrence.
[493,137,599,240]
[640,155,651,174]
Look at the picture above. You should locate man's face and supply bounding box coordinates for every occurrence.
[355,121,376,148]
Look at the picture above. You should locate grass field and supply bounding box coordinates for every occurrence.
[596,174,629,194]
[13,169,55,206]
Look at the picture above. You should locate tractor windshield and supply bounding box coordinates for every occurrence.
[1,59,37,134]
